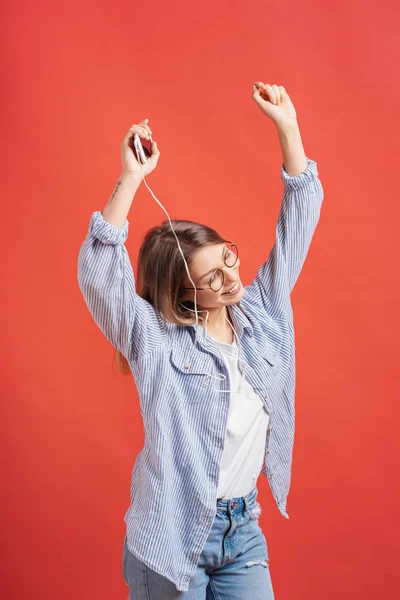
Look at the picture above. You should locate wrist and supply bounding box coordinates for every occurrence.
[276,118,299,133]
[120,170,143,188]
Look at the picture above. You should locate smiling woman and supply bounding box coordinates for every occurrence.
[77,107,325,596]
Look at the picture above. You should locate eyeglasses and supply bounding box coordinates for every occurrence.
[183,242,239,293]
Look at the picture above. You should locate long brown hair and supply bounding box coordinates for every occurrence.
[113,218,242,375]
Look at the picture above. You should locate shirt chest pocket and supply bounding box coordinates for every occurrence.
[249,338,283,386]
[168,346,215,404]
[255,338,285,392]
[262,344,280,367]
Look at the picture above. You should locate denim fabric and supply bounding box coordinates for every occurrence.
[122,486,274,599]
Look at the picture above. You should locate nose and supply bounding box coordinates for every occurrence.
[223,275,239,290]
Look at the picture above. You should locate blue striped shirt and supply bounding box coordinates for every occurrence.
[77,156,324,592]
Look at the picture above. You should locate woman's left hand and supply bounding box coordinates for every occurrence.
[252,82,297,128]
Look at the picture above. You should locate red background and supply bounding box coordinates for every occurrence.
[2,0,400,598]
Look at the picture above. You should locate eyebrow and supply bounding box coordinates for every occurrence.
[199,244,226,281]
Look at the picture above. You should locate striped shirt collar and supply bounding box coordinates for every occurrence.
[190,301,253,344]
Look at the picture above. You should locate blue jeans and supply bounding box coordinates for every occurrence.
[122,486,275,599]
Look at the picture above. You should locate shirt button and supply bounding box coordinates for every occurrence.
[264,395,268,400]
[269,426,273,431]
[266,450,270,454]
[270,473,274,479]
[185,362,191,369]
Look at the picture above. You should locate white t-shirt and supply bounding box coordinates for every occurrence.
[211,336,270,499]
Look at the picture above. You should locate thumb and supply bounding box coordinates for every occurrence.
[150,140,160,157]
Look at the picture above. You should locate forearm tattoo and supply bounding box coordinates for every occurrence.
[107,180,122,205]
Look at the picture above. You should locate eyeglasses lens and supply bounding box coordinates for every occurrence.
[210,270,224,292]
[209,246,238,291]
[225,245,238,267]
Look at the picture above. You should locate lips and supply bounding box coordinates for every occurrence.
[223,281,240,295]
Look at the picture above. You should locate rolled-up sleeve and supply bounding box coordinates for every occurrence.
[246,157,324,321]
[77,211,165,361]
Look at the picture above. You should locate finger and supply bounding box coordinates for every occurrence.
[129,124,147,134]
[139,119,153,134]
[150,140,159,154]
[272,84,281,103]
[129,125,150,139]
[122,126,146,145]
[138,121,153,134]
[138,126,151,138]
[253,81,265,92]
[264,84,277,104]
[129,122,150,133]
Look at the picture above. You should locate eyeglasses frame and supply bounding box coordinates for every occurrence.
[182,241,239,293]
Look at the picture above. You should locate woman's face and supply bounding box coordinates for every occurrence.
[181,242,244,308]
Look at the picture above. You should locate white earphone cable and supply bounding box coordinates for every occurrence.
[136,138,245,394]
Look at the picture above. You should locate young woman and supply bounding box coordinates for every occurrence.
[77,82,324,599]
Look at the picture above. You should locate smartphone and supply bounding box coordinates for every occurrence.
[131,133,152,164]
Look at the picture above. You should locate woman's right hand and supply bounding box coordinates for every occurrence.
[120,119,160,179]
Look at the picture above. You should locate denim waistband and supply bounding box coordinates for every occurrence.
[215,486,258,516]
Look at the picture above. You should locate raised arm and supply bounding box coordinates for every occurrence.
[77,121,165,361]
[245,154,324,322]
[246,83,325,322]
